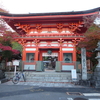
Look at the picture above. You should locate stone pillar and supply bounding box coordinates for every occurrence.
[81,48,87,80]
[93,41,100,88]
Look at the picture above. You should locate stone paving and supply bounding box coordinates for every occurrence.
[2,80,83,88]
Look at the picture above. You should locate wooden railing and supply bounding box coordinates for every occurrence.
[16,33,84,38]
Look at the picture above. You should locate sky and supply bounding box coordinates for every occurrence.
[0,0,100,14]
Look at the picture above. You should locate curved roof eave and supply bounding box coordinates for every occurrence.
[0,7,100,17]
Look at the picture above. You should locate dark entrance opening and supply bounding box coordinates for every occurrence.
[43,56,58,70]
[39,48,59,70]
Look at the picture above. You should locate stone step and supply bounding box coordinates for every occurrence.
[25,72,72,82]
[5,71,72,82]
[0,78,9,84]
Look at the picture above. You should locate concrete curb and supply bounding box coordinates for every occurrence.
[0,78,9,84]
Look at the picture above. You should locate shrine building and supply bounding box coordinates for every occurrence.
[0,7,99,72]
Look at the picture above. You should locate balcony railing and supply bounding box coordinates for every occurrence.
[15,33,84,39]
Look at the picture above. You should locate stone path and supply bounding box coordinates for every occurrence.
[2,80,83,88]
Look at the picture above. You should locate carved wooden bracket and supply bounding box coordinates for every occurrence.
[34,39,40,45]
[68,22,82,32]
[57,23,63,32]
[14,23,31,33]
[72,38,82,46]
[58,38,64,45]
[14,21,83,34]
[15,38,26,47]
[36,24,42,32]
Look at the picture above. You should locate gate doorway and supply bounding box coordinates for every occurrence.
[42,53,58,70]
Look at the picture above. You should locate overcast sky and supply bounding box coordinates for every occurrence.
[0,0,100,14]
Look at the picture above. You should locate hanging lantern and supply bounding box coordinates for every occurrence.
[47,50,52,55]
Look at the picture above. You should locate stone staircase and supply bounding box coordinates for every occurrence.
[5,71,72,83]
[25,72,72,82]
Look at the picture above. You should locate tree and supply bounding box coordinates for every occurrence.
[77,24,100,69]
[0,8,21,64]
[78,24,100,50]
[12,41,22,52]
[0,35,20,61]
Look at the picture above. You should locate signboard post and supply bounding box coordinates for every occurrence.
[13,60,19,75]
[71,69,77,82]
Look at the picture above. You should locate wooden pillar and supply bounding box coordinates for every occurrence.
[73,46,76,61]
[58,38,64,61]
[39,51,43,61]
[35,47,39,61]
[22,47,26,61]
[59,47,62,61]
[34,39,39,61]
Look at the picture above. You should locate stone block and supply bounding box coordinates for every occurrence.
[0,70,5,79]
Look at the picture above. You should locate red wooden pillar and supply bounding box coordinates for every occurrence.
[73,46,76,61]
[58,38,64,61]
[39,51,43,61]
[59,46,62,61]
[22,47,26,61]
[34,39,40,61]
[35,47,39,61]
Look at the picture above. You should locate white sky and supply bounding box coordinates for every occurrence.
[0,0,100,14]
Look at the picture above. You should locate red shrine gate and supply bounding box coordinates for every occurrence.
[0,7,99,71]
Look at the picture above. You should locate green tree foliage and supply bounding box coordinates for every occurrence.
[77,24,100,67]
[12,41,22,52]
